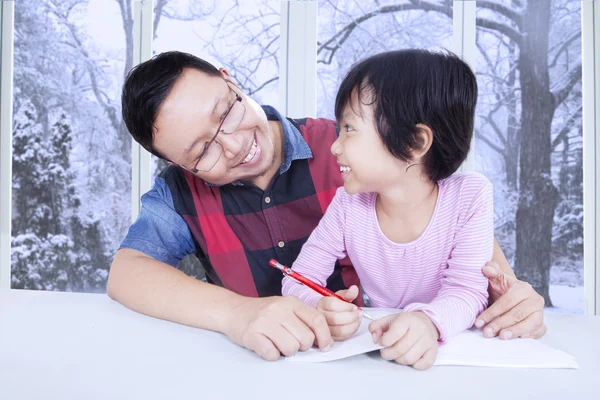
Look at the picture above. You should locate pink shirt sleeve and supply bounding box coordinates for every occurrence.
[404,182,493,343]
[281,188,348,307]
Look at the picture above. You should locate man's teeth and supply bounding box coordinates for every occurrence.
[242,139,258,163]
[340,166,351,172]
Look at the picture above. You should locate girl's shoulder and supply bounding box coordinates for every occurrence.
[438,172,493,212]
[439,171,492,193]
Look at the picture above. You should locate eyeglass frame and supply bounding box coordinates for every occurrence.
[168,83,245,174]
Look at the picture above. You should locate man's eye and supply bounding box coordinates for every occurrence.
[219,110,227,122]
[197,143,209,161]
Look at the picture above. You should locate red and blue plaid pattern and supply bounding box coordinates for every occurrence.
[165,117,362,303]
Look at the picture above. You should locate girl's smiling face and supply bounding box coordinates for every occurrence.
[331,90,408,195]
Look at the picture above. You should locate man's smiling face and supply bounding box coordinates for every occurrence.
[153,68,278,186]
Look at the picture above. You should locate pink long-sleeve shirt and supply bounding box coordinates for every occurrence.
[282,172,494,343]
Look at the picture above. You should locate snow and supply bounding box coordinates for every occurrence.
[547,284,584,315]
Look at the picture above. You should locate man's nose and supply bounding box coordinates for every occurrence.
[218,132,246,159]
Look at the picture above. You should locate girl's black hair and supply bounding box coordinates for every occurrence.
[335,48,478,182]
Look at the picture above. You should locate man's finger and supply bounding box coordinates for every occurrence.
[263,323,302,357]
[280,315,316,351]
[481,262,502,279]
[475,284,529,328]
[481,297,539,338]
[498,310,545,339]
[294,305,333,350]
[242,332,280,361]
[525,322,548,339]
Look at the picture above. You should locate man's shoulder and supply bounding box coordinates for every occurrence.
[288,116,338,134]
[289,117,340,154]
[153,165,211,215]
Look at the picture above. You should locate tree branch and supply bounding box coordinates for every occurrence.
[483,114,508,147]
[318,0,522,64]
[476,1,522,28]
[551,105,582,151]
[246,77,278,96]
[476,16,523,47]
[317,1,451,61]
[477,132,505,156]
[552,62,582,107]
[549,31,580,68]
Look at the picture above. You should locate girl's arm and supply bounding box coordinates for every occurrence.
[404,182,494,343]
[281,188,349,307]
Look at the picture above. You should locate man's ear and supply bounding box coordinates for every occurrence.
[413,123,434,159]
[219,67,231,79]
[219,68,242,90]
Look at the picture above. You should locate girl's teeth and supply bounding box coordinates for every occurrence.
[339,166,351,172]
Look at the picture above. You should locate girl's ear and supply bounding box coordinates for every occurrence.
[412,123,434,160]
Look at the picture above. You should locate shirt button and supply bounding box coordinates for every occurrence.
[278,241,285,248]
[265,197,271,204]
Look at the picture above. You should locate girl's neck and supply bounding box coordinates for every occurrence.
[376,177,438,220]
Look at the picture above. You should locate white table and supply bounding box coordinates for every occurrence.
[1,289,598,400]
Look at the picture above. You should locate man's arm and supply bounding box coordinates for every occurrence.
[107,248,334,360]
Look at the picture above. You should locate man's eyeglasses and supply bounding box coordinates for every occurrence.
[184,84,246,173]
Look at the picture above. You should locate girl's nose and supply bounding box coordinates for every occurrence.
[331,137,342,156]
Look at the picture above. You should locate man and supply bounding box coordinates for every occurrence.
[107,51,546,361]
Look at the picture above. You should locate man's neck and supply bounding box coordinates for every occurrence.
[250,120,285,191]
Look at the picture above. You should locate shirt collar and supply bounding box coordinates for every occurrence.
[262,105,313,174]
[206,105,312,187]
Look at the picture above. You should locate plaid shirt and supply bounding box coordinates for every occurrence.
[121,106,361,301]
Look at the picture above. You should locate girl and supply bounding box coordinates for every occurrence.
[282,49,493,370]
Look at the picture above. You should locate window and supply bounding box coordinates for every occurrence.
[316,0,453,120]
[11,0,133,292]
[474,0,582,313]
[151,0,280,178]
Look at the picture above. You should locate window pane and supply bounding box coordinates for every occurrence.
[12,0,133,292]
[151,0,280,179]
[316,0,453,120]
[474,0,582,313]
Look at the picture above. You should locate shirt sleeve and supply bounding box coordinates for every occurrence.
[119,176,197,267]
[404,181,493,343]
[281,187,348,307]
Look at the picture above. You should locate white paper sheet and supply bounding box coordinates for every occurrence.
[286,308,579,369]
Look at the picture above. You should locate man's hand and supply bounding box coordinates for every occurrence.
[316,285,362,341]
[369,311,439,370]
[475,261,547,340]
[226,296,334,361]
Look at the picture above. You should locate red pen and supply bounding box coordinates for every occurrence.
[269,259,373,320]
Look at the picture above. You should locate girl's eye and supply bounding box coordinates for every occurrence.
[344,124,355,133]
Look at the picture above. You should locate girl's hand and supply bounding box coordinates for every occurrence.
[369,311,440,370]
[315,285,361,341]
